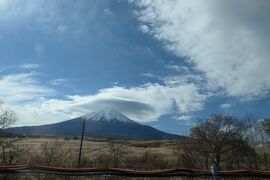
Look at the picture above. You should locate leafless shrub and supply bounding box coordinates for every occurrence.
[93,151,111,167]
[108,140,127,167]
[32,140,77,167]
[125,150,169,170]
[174,139,207,169]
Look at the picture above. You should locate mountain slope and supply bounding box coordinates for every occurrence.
[6,108,178,139]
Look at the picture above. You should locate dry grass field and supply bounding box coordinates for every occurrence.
[1,137,270,180]
[0,137,183,180]
[14,138,177,169]
[19,137,176,155]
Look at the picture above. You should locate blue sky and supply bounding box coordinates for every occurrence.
[0,0,270,134]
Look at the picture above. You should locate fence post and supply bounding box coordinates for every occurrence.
[78,118,86,168]
[211,164,219,180]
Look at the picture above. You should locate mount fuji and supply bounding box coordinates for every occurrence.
[6,108,179,139]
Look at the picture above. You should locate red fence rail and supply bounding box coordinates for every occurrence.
[0,165,270,178]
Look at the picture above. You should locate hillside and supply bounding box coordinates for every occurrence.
[6,108,179,139]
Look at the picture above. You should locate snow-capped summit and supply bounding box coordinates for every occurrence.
[83,107,135,123]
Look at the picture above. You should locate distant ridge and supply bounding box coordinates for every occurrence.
[6,108,179,139]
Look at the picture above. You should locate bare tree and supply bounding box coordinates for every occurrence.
[262,118,270,135]
[0,101,18,165]
[0,101,16,130]
[190,114,251,170]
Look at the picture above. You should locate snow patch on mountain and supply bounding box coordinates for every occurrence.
[82,107,136,123]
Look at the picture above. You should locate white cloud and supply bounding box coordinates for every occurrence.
[132,0,270,99]
[161,74,204,87]
[165,65,190,73]
[111,82,119,86]
[0,72,54,104]
[49,78,69,86]
[140,72,158,78]
[15,82,207,125]
[0,71,207,125]
[19,63,40,69]
[173,115,192,121]
[220,103,232,109]
[139,24,150,33]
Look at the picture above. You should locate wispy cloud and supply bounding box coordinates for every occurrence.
[165,65,190,73]
[140,72,159,78]
[172,115,192,121]
[49,78,70,86]
[0,72,54,104]
[220,103,232,109]
[0,0,116,42]
[19,64,40,69]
